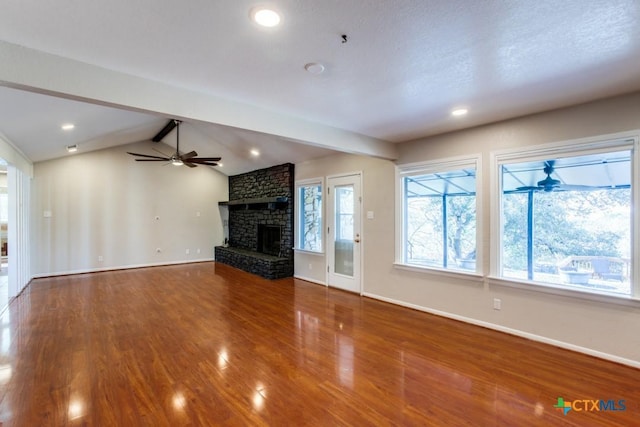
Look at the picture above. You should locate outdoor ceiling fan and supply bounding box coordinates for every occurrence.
[516,160,595,192]
[127,119,221,168]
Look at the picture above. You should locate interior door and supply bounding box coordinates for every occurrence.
[327,174,362,293]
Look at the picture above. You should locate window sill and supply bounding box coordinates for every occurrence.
[486,276,640,307]
[293,248,325,256]
[393,263,484,283]
[391,266,640,307]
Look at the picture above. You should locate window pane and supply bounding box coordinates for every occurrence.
[335,186,354,241]
[403,168,476,271]
[298,184,322,252]
[501,152,631,295]
[334,185,354,276]
[446,195,476,270]
[405,196,443,267]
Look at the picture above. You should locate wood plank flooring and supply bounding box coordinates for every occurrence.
[0,262,638,426]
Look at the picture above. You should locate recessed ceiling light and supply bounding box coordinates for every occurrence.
[250,149,260,157]
[251,8,281,27]
[304,62,325,75]
[61,123,75,130]
[451,108,468,117]
[218,162,224,167]
[66,144,78,153]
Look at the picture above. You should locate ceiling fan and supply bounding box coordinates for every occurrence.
[127,119,221,168]
[516,160,595,192]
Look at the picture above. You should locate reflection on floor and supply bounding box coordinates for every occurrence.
[0,263,6,314]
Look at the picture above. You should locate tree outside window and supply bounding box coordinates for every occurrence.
[297,183,323,252]
[500,150,632,296]
[401,164,477,272]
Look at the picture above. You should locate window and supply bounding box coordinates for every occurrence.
[295,179,323,252]
[335,186,354,241]
[398,157,479,272]
[494,135,637,297]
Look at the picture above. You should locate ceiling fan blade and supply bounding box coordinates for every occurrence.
[188,160,219,166]
[127,152,170,160]
[558,184,599,191]
[514,186,541,192]
[181,151,198,160]
[190,157,222,162]
[514,184,598,193]
[152,147,171,157]
[183,162,198,168]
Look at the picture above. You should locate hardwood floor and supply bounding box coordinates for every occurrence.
[0,262,637,426]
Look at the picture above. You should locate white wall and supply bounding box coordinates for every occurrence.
[32,141,228,275]
[295,91,640,366]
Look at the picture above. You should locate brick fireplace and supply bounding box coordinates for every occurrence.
[214,163,294,279]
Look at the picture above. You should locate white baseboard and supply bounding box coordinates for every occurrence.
[31,258,215,279]
[294,275,327,286]
[362,292,640,369]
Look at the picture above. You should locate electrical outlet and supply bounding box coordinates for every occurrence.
[493,298,502,310]
[186,249,190,255]
[197,248,201,254]
[98,255,103,262]
[308,263,313,270]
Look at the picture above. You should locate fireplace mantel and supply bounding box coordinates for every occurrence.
[218,196,288,210]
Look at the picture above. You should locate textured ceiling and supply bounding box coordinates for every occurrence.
[1,0,640,173]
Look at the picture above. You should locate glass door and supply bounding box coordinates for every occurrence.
[327,174,361,293]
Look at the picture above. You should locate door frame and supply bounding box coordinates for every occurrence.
[326,171,363,295]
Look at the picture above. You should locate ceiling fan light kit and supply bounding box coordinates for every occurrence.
[127,119,221,168]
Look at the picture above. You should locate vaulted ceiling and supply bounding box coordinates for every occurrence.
[1,1,640,175]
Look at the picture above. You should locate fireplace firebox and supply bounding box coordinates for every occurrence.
[258,225,282,256]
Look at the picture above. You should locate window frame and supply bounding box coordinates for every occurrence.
[490,131,640,300]
[395,154,482,277]
[294,177,324,254]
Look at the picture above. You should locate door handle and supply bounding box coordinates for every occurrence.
[354,233,360,243]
